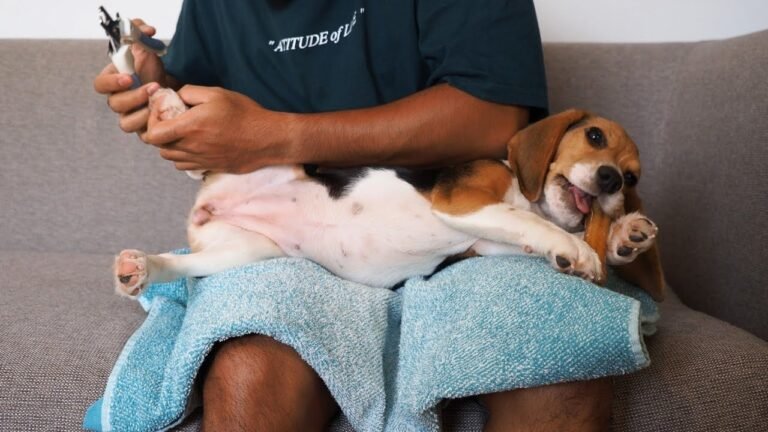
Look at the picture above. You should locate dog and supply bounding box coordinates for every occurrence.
[114,89,664,301]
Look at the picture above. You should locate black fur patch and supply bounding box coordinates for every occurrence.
[303,165,368,199]
[435,163,475,191]
[393,168,441,192]
[305,165,446,199]
[392,254,472,288]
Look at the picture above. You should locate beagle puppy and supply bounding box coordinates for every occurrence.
[115,89,664,301]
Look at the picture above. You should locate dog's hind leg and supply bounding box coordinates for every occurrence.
[115,224,284,298]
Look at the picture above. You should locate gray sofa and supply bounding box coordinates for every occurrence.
[1,31,767,431]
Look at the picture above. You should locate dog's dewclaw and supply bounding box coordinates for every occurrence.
[584,202,611,285]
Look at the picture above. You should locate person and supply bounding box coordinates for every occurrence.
[94,1,612,431]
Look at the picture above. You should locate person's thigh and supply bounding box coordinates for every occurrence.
[200,334,339,432]
[479,378,612,432]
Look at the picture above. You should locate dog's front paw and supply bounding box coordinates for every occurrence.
[114,249,149,298]
[548,236,604,282]
[607,212,658,265]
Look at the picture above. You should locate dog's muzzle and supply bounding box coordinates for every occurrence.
[597,166,622,194]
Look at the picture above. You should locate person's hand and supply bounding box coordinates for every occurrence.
[145,86,295,174]
[93,19,168,139]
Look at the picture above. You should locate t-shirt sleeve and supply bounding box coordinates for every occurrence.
[417,0,549,119]
[162,0,219,87]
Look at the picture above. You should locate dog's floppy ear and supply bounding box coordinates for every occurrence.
[615,188,666,301]
[507,109,589,202]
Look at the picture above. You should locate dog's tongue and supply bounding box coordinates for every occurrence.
[569,186,593,214]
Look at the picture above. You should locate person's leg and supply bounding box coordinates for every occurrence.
[478,378,612,432]
[200,334,339,432]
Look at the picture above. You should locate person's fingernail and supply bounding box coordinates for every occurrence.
[118,75,133,87]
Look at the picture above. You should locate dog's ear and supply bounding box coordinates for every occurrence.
[615,187,666,301]
[507,109,589,202]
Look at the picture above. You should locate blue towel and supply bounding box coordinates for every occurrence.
[84,253,657,432]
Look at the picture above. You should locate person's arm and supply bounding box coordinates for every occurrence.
[291,83,529,167]
[143,83,528,172]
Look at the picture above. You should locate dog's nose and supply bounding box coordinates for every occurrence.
[597,166,622,194]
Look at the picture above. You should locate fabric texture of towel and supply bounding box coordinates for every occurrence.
[84,253,658,432]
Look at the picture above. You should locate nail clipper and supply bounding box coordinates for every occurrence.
[98,6,167,89]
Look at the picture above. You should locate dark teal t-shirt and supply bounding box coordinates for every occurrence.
[163,0,548,116]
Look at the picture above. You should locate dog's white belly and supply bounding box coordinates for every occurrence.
[190,167,477,287]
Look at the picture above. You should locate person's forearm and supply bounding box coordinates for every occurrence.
[140,83,530,173]
[285,84,529,167]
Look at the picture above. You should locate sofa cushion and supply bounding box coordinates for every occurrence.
[0,41,197,256]
[612,293,768,431]
[0,251,142,430]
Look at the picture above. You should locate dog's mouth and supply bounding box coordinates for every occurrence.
[570,185,594,214]
[561,176,596,215]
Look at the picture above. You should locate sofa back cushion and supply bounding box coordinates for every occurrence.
[0,41,197,255]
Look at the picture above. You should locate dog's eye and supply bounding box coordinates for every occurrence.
[585,127,606,148]
[624,172,638,187]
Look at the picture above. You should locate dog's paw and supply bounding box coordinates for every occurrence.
[548,236,604,282]
[114,249,149,298]
[148,88,187,121]
[607,212,658,265]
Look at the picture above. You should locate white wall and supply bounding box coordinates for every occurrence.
[535,0,768,42]
[0,0,184,40]
[0,0,766,42]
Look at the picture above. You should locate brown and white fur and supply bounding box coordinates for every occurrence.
[115,89,664,301]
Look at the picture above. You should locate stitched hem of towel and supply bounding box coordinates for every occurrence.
[641,311,660,336]
[628,301,650,367]
[102,297,168,430]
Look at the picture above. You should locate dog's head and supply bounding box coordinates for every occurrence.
[507,109,665,300]
[508,109,640,231]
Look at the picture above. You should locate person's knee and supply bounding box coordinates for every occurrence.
[202,334,338,431]
[205,334,320,402]
[480,378,612,432]
[538,378,612,407]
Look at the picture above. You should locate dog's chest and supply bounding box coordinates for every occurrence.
[191,167,476,287]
